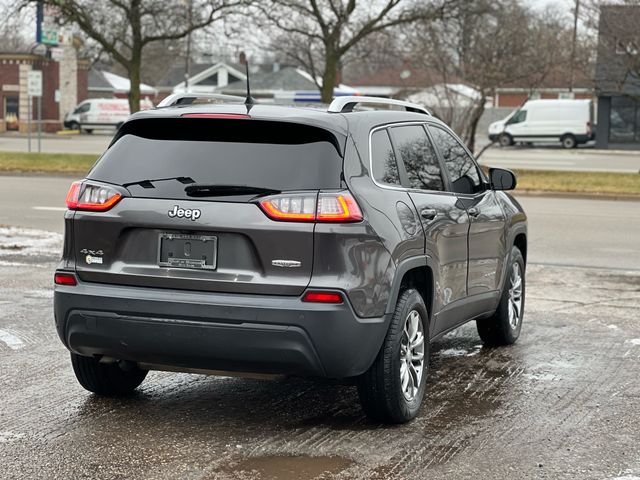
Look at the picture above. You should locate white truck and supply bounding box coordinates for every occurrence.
[64,98,153,133]
[488,99,595,149]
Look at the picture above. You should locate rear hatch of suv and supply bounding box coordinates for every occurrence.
[69,116,347,296]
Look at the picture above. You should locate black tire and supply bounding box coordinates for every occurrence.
[561,134,577,149]
[357,289,429,424]
[68,121,79,131]
[84,128,94,134]
[499,133,514,147]
[477,246,525,346]
[70,353,147,395]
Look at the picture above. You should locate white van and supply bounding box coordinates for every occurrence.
[64,98,153,133]
[488,99,594,148]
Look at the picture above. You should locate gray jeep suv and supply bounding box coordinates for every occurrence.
[54,95,527,423]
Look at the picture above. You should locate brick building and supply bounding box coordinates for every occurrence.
[493,67,595,108]
[0,48,89,133]
[595,4,640,149]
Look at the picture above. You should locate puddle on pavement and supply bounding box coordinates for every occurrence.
[227,455,353,479]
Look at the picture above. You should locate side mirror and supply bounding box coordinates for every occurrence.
[489,168,517,191]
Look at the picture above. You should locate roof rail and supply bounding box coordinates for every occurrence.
[157,93,246,108]
[328,96,430,115]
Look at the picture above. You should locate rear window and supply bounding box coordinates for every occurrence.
[89,118,345,199]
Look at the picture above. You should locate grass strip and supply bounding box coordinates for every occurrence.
[0,151,98,175]
[513,169,640,196]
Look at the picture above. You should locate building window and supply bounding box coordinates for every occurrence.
[615,40,639,56]
[609,96,640,144]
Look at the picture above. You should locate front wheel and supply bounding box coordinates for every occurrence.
[499,133,514,147]
[357,289,429,424]
[71,353,148,395]
[561,134,577,149]
[477,246,525,346]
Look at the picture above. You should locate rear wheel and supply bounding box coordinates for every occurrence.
[67,121,79,131]
[84,128,94,134]
[357,289,429,424]
[71,353,147,395]
[499,133,514,147]
[477,246,525,346]
[561,134,577,149]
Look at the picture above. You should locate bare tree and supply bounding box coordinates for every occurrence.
[24,0,247,112]
[255,0,457,103]
[407,0,576,152]
[0,1,32,51]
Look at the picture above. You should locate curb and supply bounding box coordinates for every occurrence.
[514,189,640,202]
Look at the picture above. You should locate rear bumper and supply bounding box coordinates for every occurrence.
[54,280,390,378]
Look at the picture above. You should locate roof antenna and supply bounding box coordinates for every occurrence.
[240,51,255,110]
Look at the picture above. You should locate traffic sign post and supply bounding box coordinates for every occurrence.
[27,70,43,153]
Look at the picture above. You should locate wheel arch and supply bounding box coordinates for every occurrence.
[513,232,527,265]
[386,256,435,323]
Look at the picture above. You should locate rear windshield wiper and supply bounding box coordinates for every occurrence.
[184,184,280,198]
[123,176,195,189]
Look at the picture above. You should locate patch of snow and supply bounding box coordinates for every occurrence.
[439,348,468,357]
[607,325,619,330]
[101,70,156,94]
[626,339,640,346]
[523,373,556,382]
[0,329,25,350]
[0,432,24,443]
[441,329,459,340]
[0,226,62,258]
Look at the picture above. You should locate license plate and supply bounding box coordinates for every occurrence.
[158,233,217,270]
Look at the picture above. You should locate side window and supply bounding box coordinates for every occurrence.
[74,103,90,114]
[429,126,483,195]
[389,125,444,191]
[371,129,401,186]
[508,109,527,124]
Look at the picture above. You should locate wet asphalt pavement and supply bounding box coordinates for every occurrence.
[1,227,640,480]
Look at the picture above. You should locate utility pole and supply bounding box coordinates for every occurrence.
[569,0,580,93]
[184,0,192,92]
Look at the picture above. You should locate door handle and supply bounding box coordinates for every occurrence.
[467,207,480,217]
[420,208,437,220]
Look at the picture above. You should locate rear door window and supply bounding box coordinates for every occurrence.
[389,124,444,191]
[370,129,401,186]
[429,126,483,195]
[89,118,345,200]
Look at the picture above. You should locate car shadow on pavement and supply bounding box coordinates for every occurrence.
[72,323,515,434]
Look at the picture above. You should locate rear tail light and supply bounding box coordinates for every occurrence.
[258,191,362,223]
[66,181,122,211]
[302,291,343,304]
[54,272,77,286]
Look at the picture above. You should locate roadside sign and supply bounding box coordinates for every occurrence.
[50,47,64,61]
[27,71,43,97]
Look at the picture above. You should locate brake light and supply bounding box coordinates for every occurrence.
[66,181,122,211]
[302,291,343,304]
[54,272,77,286]
[181,113,251,119]
[316,193,362,222]
[258,192,362,223]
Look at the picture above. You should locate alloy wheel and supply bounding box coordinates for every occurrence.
[508,262,523,329]
[400,310,425,401]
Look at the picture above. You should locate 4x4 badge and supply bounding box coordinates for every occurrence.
[168,205,201,221]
